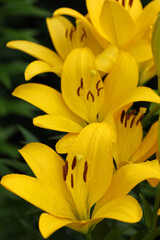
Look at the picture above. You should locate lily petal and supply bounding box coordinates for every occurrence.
[39,212,101,237]
[97,160,160,206]
[33,115,85,133]
[39,213,72,239]
[7,40,63,66]
[99,51,138,120]
[25,60,62,80]
[12,83,85,126]
[46,16,73,60]
[135,0,160,34]
[66,123,113,220]
[93,195,142,223]
[130,121,158,163]
[1,174,75,219]
[62,48,104,123]
[56,133,78,154]
[99,0,136,46]
[53,8,108,47]
[109,86,160,116]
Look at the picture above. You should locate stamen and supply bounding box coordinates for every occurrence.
[69,27,76,41]
[63,161,68,181]
[130,115,136,128]
[136,113,145,125]
[127,109,136,119]
[83,161,88,183]
[122,0,125,7]
[65,29,68,38]
[97,87,104,96]
[72,156,77,170]
[87,91,95,102]
[96,80,104,96]
[81,27,87,42]
[120,110,125,124]
[77,78,84,96]
[129,0,133,7]
[71,174,74,188]
[124,115,128,128]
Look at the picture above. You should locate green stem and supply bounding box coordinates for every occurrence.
[152,183,160,230]
[141,104,160,129]
[85,232,92,240]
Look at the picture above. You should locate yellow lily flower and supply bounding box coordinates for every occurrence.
[54,0,160,74]
[12,48,160,153]
[2,123,160,238]
[113,108,158,169]
[7,15,102,80]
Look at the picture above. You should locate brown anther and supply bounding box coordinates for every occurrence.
[127,109,136,120]
[130,115,136,128]
[122,0,125,7]
[129,0,133,7]
[63,160,68,181]
[77,78,84,96]
[120,110,125,124]
[72,156,77,170]
[96,80,104,96]
[69,27,76,41]
[81,27,87,42]
[87,91,95,102]
[65,29,68,38]
[124,115,128,128]
[136,113,145,125]
[96,80,101,90]
[83,161,88,183]
[71,174,74,188]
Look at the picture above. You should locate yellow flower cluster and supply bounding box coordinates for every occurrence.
[1,0,160,238]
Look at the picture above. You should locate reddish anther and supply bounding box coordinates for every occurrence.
[129,0,133,7]
[72,156,77,170]
[63,161,68,181]
[71,174,74,188]
[77,78,84,96]
[69,27,76,41]
[130,115,136,128]
[83,161,88,183]
[87,91,95,102]
[120,110,125,124]
[65,29,68,38]
[136,113,145,125]
[81,27,87,42]
[96,80,104,96]
[122,0,125,6]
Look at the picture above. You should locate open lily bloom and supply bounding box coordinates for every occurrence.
[113,108,158,169]
[12,48,160,153]
[7,15,102,80]
[2,123,160,238]
[54,0,160,76]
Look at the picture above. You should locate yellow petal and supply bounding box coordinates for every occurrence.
[39,213,72,239]
[158,208,160,215]
[127,0,143,21]
[135,0,160,34]
[56,133,78,154]
[12,83,85,126]
[99,0,136,46]
[19,143,73,204]
[96,45,120,73]
[99,160,160,204]
[114,108,145,168]
[33,115,85,133]
[53,8,108,47]
[46,16,73,60]
[130,121,158,163]
[7,40,63,66]
[62,48,104,123]
[109,86,160,116]
[66,122,113,220]
[1,174,74,219]
[99,51,138,120]
[139,59,156,85]
[25,60,62,80]
[93,195,142,223]
[125,39,152,62]
[39,212,101,237]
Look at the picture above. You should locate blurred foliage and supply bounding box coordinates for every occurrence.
[0,0,160,240]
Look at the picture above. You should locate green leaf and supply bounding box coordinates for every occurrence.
[142,226,160,240]
[103,227,129,240]
[140,194,153,230]
[18,125,39,143]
